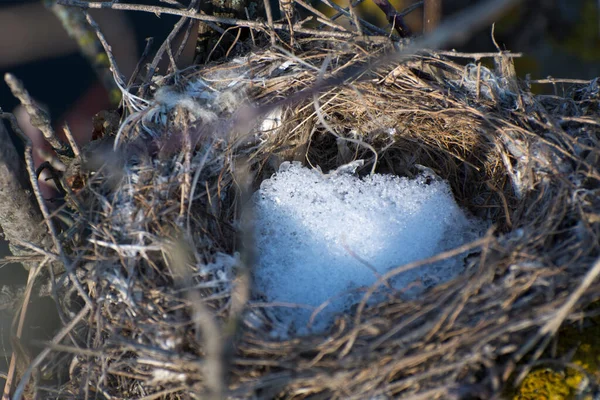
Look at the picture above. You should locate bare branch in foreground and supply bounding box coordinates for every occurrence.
[0,116,48,270]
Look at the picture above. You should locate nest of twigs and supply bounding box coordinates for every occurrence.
[11,31,600,400]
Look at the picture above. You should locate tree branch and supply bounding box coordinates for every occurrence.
[0,117,48,270]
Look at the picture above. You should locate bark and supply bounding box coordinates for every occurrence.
[0,121,47,270]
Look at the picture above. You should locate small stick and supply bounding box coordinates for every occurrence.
[424,0,442,32]
[436,50,523,59]
[244,7,256,46]
[372,0,412,37]
[127,37,154,88]
[263,0,276,46]
[347,0,364,36]
[58,0,391,40]
[138,15,188,97]
[318,0,387,36]
[83,12,125,87]
[62,122,81,158]
[294,0,348,32]
[1,258,49,400]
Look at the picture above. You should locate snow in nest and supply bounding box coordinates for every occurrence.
[252,162,485,334]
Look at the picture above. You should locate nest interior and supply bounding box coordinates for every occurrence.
[14,40,600,399]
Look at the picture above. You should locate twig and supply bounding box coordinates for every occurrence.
[83,12,125,88]
[399,0,424,17]
[1,258,49,400]
[127,37,154,88]
[346,0,364,36]
[318,0,387,36]
[435,50,523,59]
[58,0,391,40]
[45,1,121,107]
[3,75,93,310]
[372,0,412,37]
[140,8,197,96]
[294,0,349,32]
[512,256,600,385]
[424,0,442,32]
[175,14,197,63]
[4,75,68,156]
[61,122,81,158]
[530,78,592,84]
[263,0,276,46]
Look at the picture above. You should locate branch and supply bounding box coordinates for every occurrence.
[371,0,412,37]
[57,0,392,41]
[0,116,48,271]
[4,74,69,157]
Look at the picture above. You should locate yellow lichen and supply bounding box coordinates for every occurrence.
[513,368,573,400]
[514,316,600,399]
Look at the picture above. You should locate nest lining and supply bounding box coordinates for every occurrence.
[29,41,600,399]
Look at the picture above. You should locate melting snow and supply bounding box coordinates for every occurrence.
[253,162,484,334]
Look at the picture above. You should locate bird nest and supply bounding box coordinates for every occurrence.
[9,39,600,399]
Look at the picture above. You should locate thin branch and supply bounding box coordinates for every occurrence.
[372,0,412,37]
[0,116,48,270]
[61,122,81,158]
[424,0,442,32]
[4,75,69,156]
[127,37,154,88]
[4,74,93,310]
[263,0,276,46]
[45,1,121,107]
[58,0,391,40]
[435,50,523,59]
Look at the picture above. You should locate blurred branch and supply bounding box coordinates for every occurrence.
[4,75,69,158]
[371,0,412,37]
[0,117,48,271]
[44,0,121,107]
[4,74,93,309]
[424,0,442,32]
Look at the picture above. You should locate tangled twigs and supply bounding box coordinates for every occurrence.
[58,0,384,40]
[3,75,92,310]
[508,256,600,386]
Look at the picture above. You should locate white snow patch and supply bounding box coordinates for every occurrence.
[253,162,485,334]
